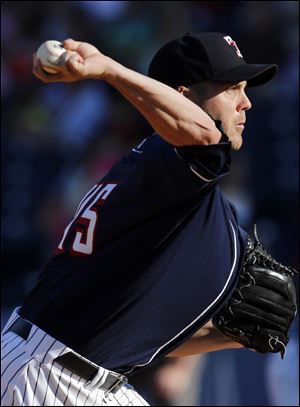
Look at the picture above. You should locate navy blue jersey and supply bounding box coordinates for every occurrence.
[20,134,248,375]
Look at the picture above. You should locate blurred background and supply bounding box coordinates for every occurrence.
[1,1,299,405]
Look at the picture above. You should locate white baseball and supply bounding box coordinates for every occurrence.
[36,40,67,74]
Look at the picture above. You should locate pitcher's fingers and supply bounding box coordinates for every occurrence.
[64,52,84,75]
[63,39,82,52]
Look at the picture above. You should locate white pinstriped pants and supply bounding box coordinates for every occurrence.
[1,308,149,406]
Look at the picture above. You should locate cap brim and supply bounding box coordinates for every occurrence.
[212,64,278,87]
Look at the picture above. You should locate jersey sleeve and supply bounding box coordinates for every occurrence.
[130,133,232,195]
[174,140,231,183]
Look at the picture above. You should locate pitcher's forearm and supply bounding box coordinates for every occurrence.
[104,57,221,146]
[32,40,222,146]
[166,321,243,357]
[167,334,242,357]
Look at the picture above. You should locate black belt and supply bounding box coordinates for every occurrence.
[8,317,127,393]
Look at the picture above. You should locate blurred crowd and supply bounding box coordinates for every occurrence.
[1,1,299,405]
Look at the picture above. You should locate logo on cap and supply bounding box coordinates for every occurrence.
[223,36,243,58]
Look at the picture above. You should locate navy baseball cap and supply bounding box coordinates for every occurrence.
[148,32,278,88]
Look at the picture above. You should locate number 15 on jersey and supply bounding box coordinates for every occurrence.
[57,183,117,255]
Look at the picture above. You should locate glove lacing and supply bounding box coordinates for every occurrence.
[268,335,286,359]
[246,224,298,277]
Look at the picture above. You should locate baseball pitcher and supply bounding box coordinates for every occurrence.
[1,32,298,406]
